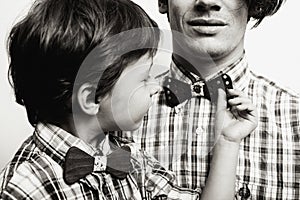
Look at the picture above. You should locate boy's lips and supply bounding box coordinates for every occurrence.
[187,18,228,35]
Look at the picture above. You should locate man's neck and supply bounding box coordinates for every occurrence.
[172,48,245,79]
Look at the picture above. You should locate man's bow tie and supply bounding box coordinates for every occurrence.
[163,73,233,107]
[63,146,131,185]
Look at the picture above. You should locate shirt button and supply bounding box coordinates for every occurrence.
[146,181,155,192]
[196,127,204,135]
[238,183,251,199]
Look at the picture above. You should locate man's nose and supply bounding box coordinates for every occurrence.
[195,0,221,12]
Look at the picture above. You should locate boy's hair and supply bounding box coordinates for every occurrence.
[8,0,160,126]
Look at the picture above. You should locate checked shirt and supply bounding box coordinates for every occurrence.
[0,123,200,199]
[118,54,300,199]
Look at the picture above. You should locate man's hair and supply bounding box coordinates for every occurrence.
[247,0,285,27]
[8,0,160,126]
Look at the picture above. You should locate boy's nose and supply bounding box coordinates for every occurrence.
[149,84,162,96]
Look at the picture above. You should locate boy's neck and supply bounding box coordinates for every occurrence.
[54,116,106,148]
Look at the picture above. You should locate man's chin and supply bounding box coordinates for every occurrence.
[174,40,225,60]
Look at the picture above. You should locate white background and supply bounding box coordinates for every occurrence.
[0,0,299,170]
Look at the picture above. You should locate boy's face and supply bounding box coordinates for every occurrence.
[97,55,161,131]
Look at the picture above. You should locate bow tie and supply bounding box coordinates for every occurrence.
[163,73,233,108]
[63,146,132,185]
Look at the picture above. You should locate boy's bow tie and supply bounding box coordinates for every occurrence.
[63,146,131,185]
[163,73,233,108]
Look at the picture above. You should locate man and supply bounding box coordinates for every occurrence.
[120,0,299,199]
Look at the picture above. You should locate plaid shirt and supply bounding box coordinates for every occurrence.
[0,123,200,199]
[118,54,300,199]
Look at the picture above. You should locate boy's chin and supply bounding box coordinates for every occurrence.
[118,120,143,132]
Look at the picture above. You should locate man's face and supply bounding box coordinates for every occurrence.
[160,0,248,61]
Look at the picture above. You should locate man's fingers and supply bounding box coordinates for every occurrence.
[227,89,246,98]
[230,102,258,122]
[236,103,256,112]
[228,97,251,107]
[217,88,227,111]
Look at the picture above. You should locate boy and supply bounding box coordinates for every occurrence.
[0,0,257,199]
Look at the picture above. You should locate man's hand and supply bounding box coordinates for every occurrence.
[215,89,258,144]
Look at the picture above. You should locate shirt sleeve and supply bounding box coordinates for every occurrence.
[0,160,60,200]
[0,163,40,200]
[128,144,201,200]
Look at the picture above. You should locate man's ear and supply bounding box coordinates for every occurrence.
[77,83,100,116]
[158,0,168,14]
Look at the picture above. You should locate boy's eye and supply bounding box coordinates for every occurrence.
[143,75,152,83]
[144,75,156,82]
[143,78,151,86]
[143,76,149,82]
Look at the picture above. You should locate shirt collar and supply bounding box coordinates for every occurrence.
[170,53,251,91]
[33,123,122,166]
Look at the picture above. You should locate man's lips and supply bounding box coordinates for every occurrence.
[187,18,227,35]
[187,18,227,26]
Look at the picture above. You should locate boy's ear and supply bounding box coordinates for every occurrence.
[158,0,168,14]
[77,83,100,116]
